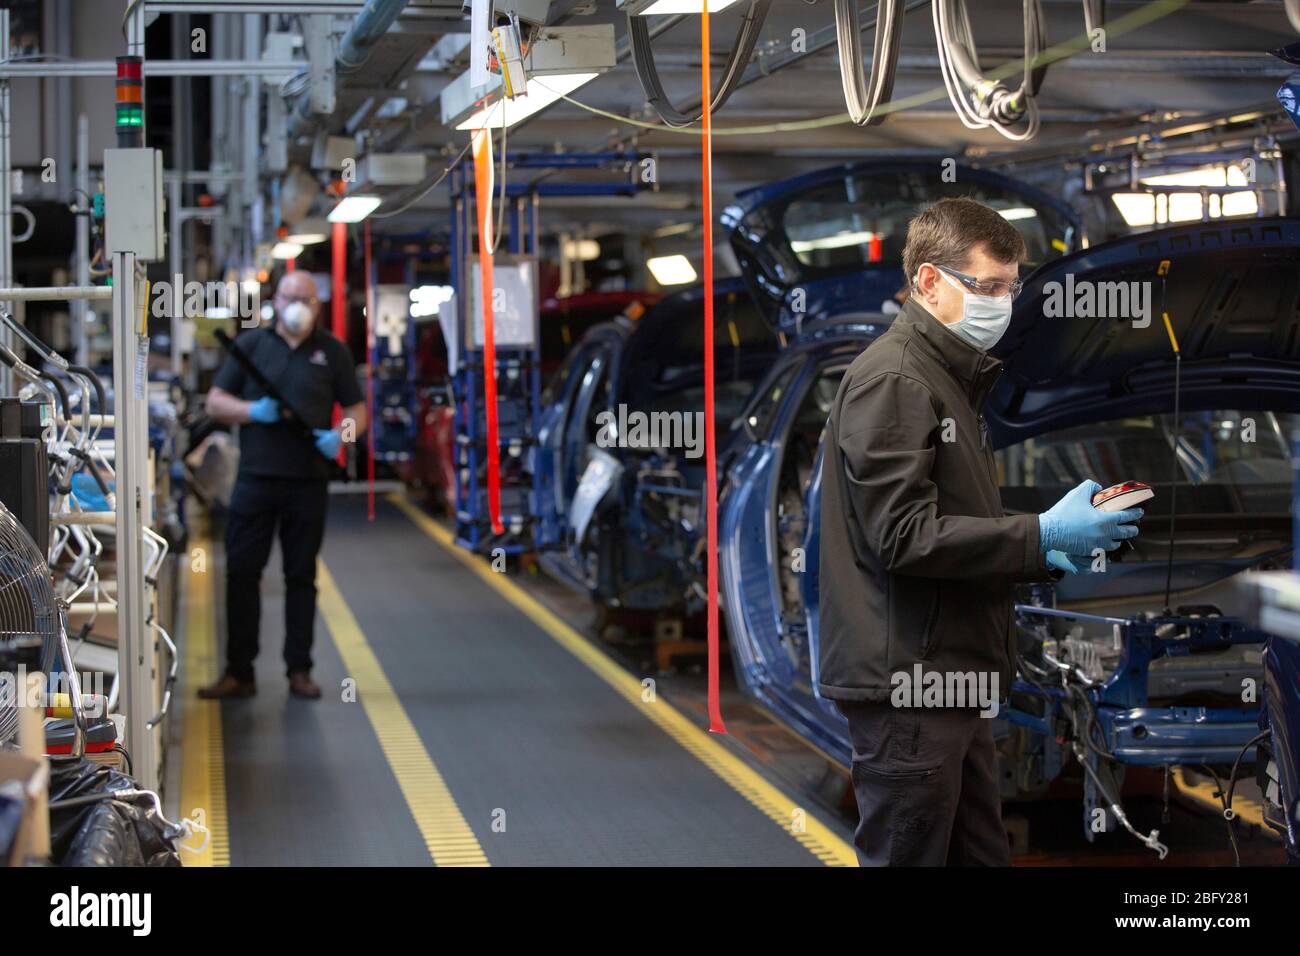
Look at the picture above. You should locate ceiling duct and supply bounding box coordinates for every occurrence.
[286,0,414,140]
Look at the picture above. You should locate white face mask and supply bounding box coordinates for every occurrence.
[280,301,314,335]
[939,269,1013,351]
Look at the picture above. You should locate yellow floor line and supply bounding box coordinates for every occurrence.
[388,493,857,867]
[177,525,230,867]
[316,559,489,867]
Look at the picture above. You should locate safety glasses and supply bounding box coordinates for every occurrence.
[935,264,1023,299]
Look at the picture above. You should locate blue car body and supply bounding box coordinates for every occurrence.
[719,200,1300,848]
[531,277,779,611]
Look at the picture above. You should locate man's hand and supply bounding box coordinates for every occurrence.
[313,428,342,458]
[247,396,281,424]
[1040,480,1143,556]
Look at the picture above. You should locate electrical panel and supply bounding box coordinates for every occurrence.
[104,148,165,262]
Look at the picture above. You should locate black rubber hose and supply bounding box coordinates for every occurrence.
[68,363,107,415]
[836,0,907,127]
[38,368,72,420]
[628,0,771,129]
[72,448,114,499]
[1083,0,1106,35]
[1224,729,1271,820]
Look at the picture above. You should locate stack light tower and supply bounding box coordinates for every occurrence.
[115,56,145,147]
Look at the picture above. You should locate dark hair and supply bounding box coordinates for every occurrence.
[902,197,1027,284]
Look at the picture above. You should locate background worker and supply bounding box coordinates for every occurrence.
[818,198,1143,865]
[199,271,366,701]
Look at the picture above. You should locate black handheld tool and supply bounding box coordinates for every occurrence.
[212,328,341,468]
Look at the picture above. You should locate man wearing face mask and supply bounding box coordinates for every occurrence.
[199,271,367,701]
[818,198,1143,865]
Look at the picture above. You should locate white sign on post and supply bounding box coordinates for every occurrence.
[467,255,538,350]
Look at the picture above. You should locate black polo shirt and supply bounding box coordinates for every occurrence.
[213,322,362,480]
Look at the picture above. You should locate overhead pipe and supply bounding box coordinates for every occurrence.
[286,0,413,139]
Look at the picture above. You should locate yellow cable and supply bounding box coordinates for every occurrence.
[1162,312,1180,355]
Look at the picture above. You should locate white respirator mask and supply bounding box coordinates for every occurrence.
[280,301,314,335]
[938,269,1013,351]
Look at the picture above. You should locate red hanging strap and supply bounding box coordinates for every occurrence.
[472,127,505,535]
[701,2,726,735]
[364,219,376,522]
[331,221,348,467]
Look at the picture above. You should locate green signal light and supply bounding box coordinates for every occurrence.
[115,104,144,127]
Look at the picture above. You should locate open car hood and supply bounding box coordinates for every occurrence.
[725,160,1080,341]
[988,218,1300,445]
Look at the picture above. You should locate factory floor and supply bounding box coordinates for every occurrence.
[162,490,1284,867]
[165,492,856,867]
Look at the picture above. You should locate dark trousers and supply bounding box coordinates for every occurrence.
[224,475,329,681]
[837,700,1010,867]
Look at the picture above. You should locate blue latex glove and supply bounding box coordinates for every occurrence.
[1040,480,1143,555]
[313,428,342,458]
[1045,550,1099,575]
[247,396,280,424]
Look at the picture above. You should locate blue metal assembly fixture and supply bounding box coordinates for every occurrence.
[368,266,420,468]
[447,150,645,554]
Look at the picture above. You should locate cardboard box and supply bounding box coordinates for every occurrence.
[0,750,47,866]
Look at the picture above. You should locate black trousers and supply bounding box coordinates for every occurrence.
[224,475,329,681]
[836,700,1010,867]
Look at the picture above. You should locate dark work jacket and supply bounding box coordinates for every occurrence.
[817,298,1051,702]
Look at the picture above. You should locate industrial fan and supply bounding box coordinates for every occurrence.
[0,498,87,757]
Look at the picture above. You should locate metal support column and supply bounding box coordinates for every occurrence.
[169,177,183,377]
[0,8,13,397]
[73,115,90,366]
[112,252,156,792]
[118,0,158,793]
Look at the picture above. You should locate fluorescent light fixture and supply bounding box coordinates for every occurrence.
[286,216,330,245]
[328,195,383,223]
[441,24,616,130]
[997,207,1038,221]
[621,0,744,13]
[1142,165,1248,188]
[1112,165,1258,227]
[790,230,878,253]
[455,72,598,130]
[647,254,697,286]
[271,241,304,260]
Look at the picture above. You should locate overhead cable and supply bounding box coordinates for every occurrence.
[933,0,1048,141]
[836,0,907,126]
[628,0,772,129]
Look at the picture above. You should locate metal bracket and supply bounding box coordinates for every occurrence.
[304,14,337,117]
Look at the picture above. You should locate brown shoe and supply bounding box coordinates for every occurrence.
[197,673,256,699]
[288,671,322,700]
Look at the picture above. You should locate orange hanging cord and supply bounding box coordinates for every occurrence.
[472,127,505,535]
[701,1,726,735]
